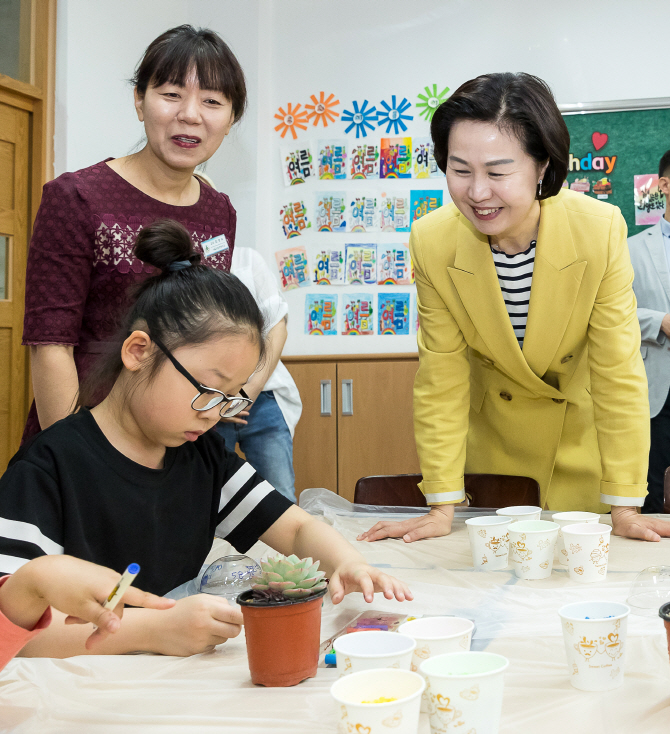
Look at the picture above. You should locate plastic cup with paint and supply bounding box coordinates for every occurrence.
[465,516,512,571]
[420,652,509,734]
[331,668,424,734]
[551,512,600,566]
[333,631,416,676]
[508,520,559,580]
[496,505,543,523]
[397,616,474,713]
[558,601,629,691]
[562,523,612,583]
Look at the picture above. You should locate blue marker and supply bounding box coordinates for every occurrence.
[103,563,140,612]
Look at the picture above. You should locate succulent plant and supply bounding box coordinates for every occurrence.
[250,554,327,602]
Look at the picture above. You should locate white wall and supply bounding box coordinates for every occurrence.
[55,0,670,355]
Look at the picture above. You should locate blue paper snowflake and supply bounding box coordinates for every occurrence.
[377,96,413,134]
[341,100,377,138]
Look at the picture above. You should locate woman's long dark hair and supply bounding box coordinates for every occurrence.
[78,220,264,408]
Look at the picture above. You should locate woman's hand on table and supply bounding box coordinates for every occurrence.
[149,594,244,656]
[328,562,413,605]
[356,505,454,544]
[611,506,670,542]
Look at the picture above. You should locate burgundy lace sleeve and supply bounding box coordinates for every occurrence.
[22,176,95,346]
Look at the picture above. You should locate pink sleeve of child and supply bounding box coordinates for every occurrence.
[0,575,52,672]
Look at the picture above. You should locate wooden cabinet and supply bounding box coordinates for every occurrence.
[285,355,420,501]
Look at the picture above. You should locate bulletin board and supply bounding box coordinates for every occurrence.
[562,103,670,237]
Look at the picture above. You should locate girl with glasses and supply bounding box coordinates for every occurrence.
[0,220,411,659]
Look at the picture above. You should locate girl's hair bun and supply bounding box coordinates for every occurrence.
[133,219,202,272]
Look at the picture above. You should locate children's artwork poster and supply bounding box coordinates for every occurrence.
[378,245,412,285]
[342,293,375,335]
[411,190,443,222]
[634,175,666,226]
[313,249,345,285]
[305,294,338,335]
[280,145,314,186]
[315,192,347,232]
[379,192,411,232]
[345,244,377,285]
[380,137,412,179]
[348,193,379,232]
[378,293,410,335]
[275,246,310,291]
[317,140,347,179]
[279,201,311,238]
[413,137,440,179]
[412,293,419,334]
[349,142,380,179]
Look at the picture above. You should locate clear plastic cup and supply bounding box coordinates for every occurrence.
[199,554,261,601]
[627,566,670,616]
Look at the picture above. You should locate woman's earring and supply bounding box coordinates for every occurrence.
[538,179,543,197]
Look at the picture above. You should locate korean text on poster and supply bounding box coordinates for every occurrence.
[317,140,347,179]
[411,190,443,222]
[305,294,338,335]
[378,293,410,335]
[342,293,375,335]
[275,246,310,291]
[315,192,347,232]
[378,245,412,285]
[413,137,440,179]
[313,249,345,285]
[380,192,411,232]
[634,175,666,226]
[279,201,311,238]
[349,193,379,232]
[380,137,412,179]
[280,145,314,186]
[345,244,377,285]
[349,143,380,179]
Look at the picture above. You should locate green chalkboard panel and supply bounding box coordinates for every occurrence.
[562,108,670,237]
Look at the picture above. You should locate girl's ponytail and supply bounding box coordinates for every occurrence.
[133,219,201,273]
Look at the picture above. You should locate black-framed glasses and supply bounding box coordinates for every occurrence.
[151,335,253,418]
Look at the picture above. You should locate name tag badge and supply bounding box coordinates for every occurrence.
[202,234,229,258]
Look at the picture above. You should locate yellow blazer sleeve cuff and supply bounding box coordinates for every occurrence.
[420,479,466,505]
[600,481,647,508]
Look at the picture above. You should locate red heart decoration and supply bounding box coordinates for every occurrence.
[592,132,608,151]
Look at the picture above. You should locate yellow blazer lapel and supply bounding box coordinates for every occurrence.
[522,197,586,378]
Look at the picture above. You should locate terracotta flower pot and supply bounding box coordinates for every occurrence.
[660,602,670,662]
[237,588,327,687]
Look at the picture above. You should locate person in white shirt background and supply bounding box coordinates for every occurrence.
[628,149,670,514]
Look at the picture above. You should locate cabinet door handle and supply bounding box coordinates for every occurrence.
[320,380,332,416]
[341,379,353,416]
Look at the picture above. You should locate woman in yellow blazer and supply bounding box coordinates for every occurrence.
[360,73,670,544]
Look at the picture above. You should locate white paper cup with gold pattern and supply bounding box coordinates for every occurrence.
[465,516,512,570]
[558,600,629,691]
[496,505,542,523]
[562,522,612,583]
[397,616,474,712]
[334,631,416,676]
[331,668,425,734]
[508,520,559,580]
[420,652,509,734]
[551,511,600,566]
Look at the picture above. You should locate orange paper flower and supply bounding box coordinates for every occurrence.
[305,92,340,128]
[274,103,309,139]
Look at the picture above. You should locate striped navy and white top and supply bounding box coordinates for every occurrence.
[491,240,536,348]
[0,409,292,596]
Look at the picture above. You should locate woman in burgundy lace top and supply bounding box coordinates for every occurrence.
[22,26,246,441]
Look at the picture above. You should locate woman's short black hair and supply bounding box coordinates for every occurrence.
[132,25,246,123]
[659,150,670,178]
[431,72,570,199]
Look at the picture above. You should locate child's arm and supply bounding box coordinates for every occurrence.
[259,505,413,604]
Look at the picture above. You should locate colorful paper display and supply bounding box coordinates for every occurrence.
[377,96,413,134]
[413,137,440,179]
[349,143,380,179]
[274,103,308,139]
[380,137,412,179]
[378,246,412,285]
[634,174,666,226]
[380,193,411,232]
[313,249,345,285]
[348,193,379,232]
[345,244,377,285]
[305,294,338,335]
[378,293,410,335]
[342,100,377,138]
[416,84,450,121]
[317,140,347,179]
[275,246,310,291]
[342,294,375,335]
[306,92,340,128]
[411,190,443,222]
[279,201,311,238]
[412,293,419,334]
[315,192,347,232]
[280,145,314,186]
